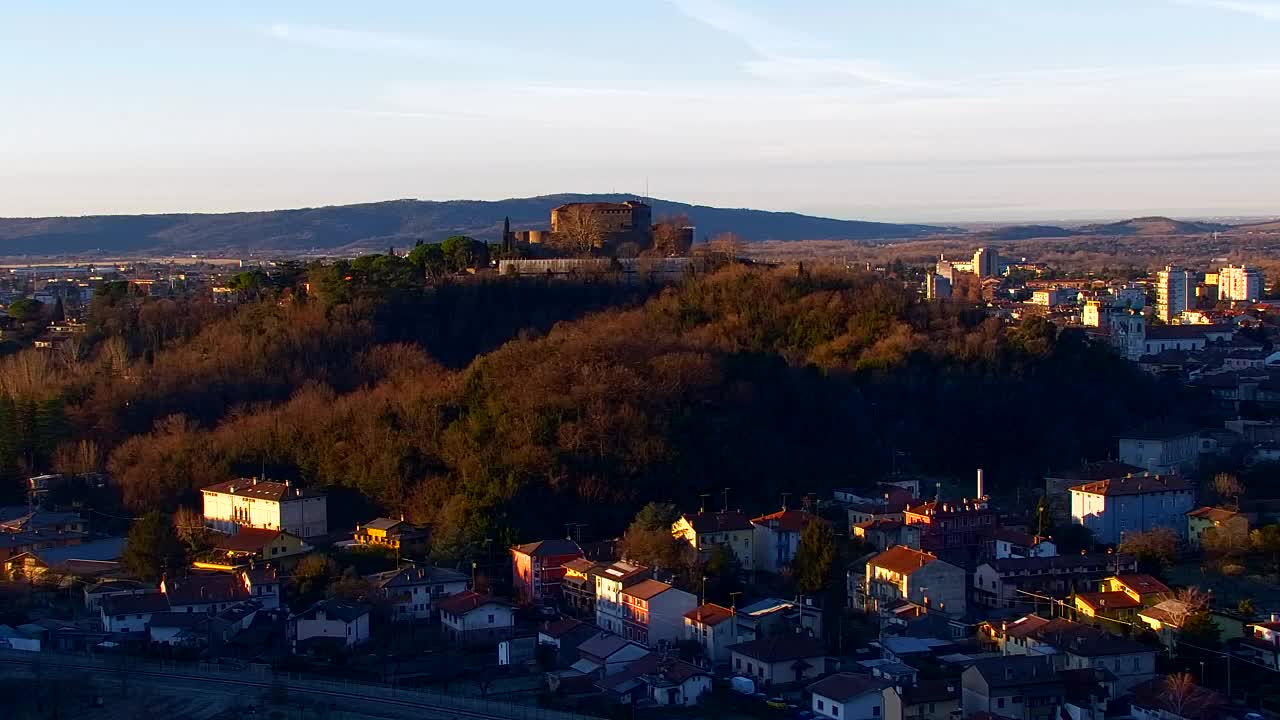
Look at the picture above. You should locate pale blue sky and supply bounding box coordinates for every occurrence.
[3,0,1279,222]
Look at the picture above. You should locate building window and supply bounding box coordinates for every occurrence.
[817,700,824,711]
[488,614,495,624]
[998,698,1005,709]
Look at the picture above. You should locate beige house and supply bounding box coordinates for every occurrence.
[882,680,961,720]
[859,545,966,618]
[683,602,736,665]
[728,635,827,689]
[1186,506,1248,548]
[671,511,755,570]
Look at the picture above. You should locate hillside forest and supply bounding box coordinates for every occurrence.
[0,256,1211,560]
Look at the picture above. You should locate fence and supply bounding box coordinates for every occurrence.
[0,648,602,720]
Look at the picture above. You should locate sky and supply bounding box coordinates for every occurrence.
[2,0,1280,223]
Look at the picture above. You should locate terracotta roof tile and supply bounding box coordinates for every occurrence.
[869,546,938,575]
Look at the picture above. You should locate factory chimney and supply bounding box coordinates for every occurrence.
[977,469,985,499]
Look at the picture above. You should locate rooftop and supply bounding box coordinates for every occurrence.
[366,566,468,589]
[684,603,734,627]
[807,673,890,703]
[970,655,1062,689]
[1186,506,1241,523]
[202,479,323,501]
[163,574,249,606]
[359,517,403,532]
[436,590,509,616]
[870,546,939,575]
[679,510,753,534]
[540,617,588,639]
[1070,474,1191,496]
[1075,591,1141,611]
[986,552,1131,574]
[729,634,826,663]
[622,578,674,601]
[751,509,820,533]
[512,538,582,558]
[1113,574,1170,596]
[101,591,170,616]
[212,528,290,553]
[296,599,370,624]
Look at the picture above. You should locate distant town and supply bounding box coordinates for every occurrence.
[2,200,1280,720]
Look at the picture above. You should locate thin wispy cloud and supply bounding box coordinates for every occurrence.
[667,0,927,88]
[1173,0,1280,20]
[265,23,443,58]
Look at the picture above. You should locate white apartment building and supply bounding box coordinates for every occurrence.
[594,561,650,635]
[202,478,328,538]
[973,247,1000,277]
[1070,473,1195,545]
[1156,266,1194,323]
[1218,265,1264,302]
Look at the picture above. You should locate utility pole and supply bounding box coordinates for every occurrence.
[722,487,731,513]
[699,494,710,514]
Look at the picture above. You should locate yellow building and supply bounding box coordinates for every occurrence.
[671,511,755,570]
[354,517,428,551]
[1073,591,1141,624]
[1100,574,1170,607]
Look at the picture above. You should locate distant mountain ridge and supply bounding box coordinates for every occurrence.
[1077,216,1231,236]
[0,194,947,256]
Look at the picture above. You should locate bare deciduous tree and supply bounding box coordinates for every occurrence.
[98,335,131,376]
[172,506,210,547]
[0,349,65,398]
[1165,672,1197,716]
[702,232,744,260]
[649,214,692,257]
[52,439,103,475]
[1213,472,1244,508]
[1165,586,1211,627]
[553,206,606,257]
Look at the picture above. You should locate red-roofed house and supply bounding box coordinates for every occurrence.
[683,602,735,664]
[619,579,696,648]
[511,538,583,605]
[437,590,515,646]
[857,546,966,618]
[752,509,824,574]
[160,573,250,614]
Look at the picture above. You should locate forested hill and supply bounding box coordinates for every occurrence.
[0,260,1210,553]
[0,194,946,256]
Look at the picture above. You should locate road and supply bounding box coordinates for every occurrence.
[0,652,592,720]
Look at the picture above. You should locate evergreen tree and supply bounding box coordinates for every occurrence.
[794,519,836,595]
[122,511,186,581]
